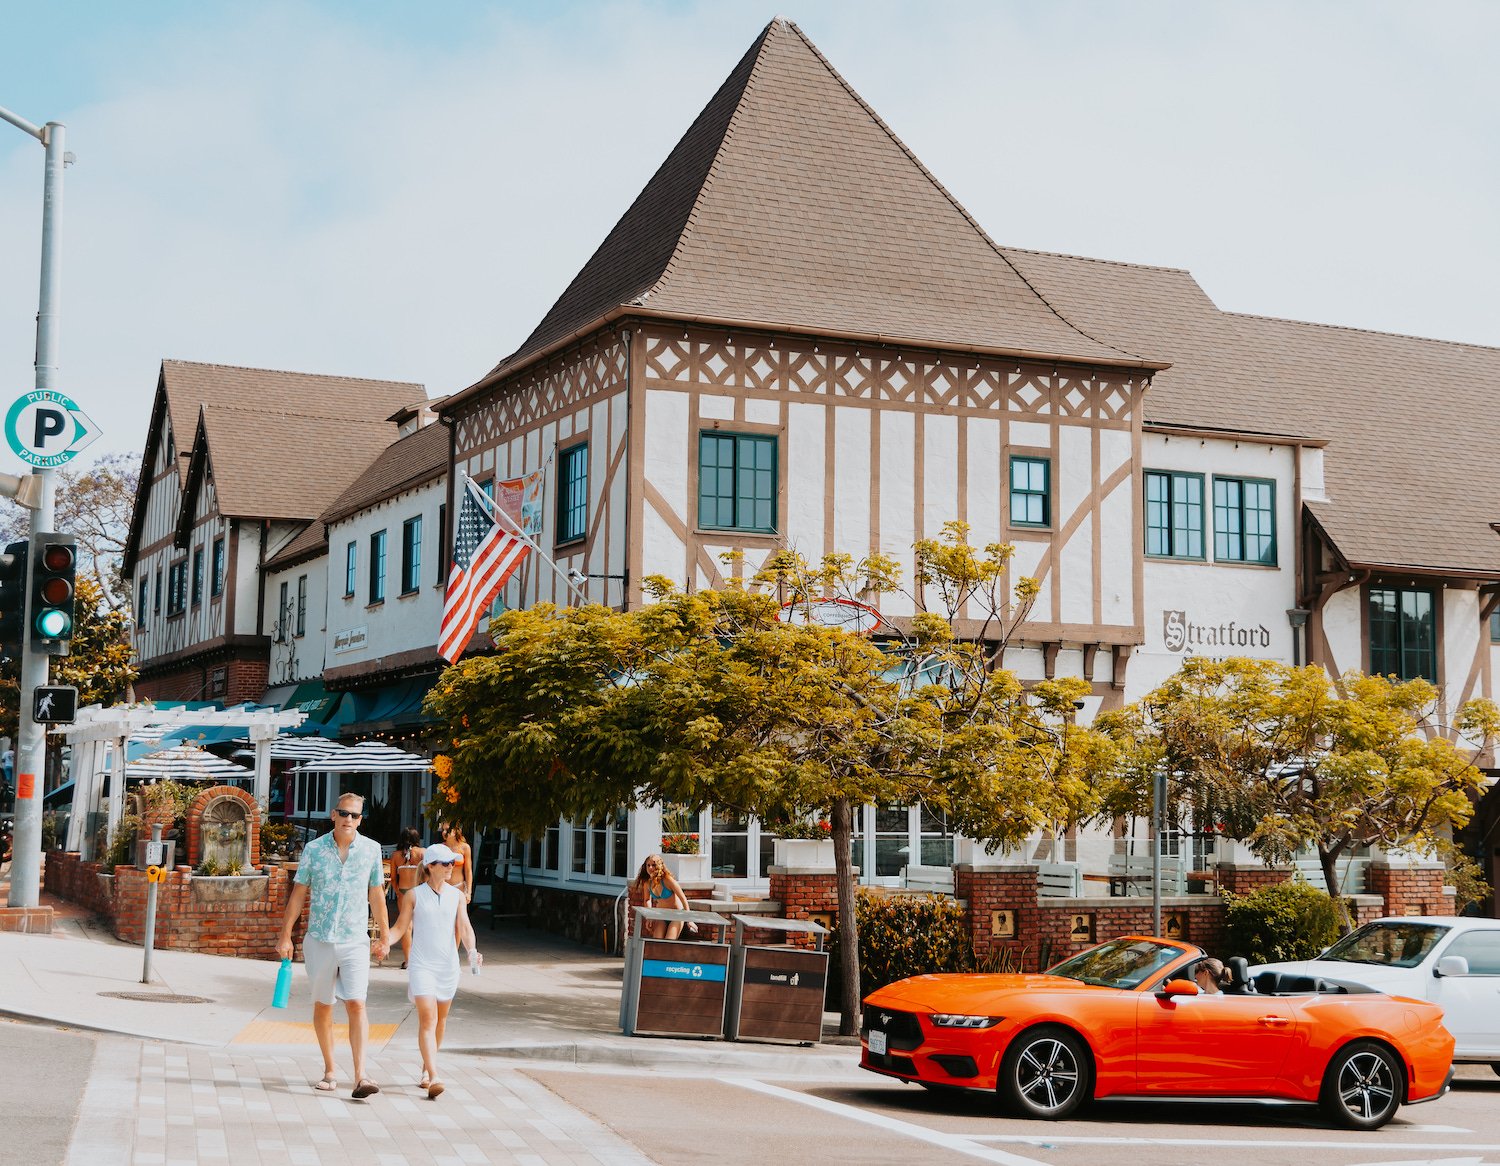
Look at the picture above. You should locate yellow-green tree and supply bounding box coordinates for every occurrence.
[1102,656,1497,925]
[426,525,1118,1033]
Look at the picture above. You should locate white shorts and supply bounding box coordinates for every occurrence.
[302,939,371,1006]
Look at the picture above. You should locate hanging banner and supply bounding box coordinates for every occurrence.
[496,467,546,540]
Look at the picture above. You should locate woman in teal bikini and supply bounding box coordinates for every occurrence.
[632,854,695,939]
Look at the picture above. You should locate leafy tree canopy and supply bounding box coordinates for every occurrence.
[1100,656,1498,915]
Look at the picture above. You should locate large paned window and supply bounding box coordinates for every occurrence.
[698,432,776,533]
[557,443,588,544]
[137,577,149,631]
[1009,456,1051,527]
[1369,586,1436,681]
[191,548,204,607]
[1213,476,1276,564]
[368,529,386,604]
[400,516,422,594]
[211,537,225,597]
[167,561,187,615]
[345,541,357,597]
[1145,470,1204,559]
[296,574,308,636]
[277,581,290,642]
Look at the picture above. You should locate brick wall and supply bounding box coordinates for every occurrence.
[1366,863,1450,917]
[185,785,261,869]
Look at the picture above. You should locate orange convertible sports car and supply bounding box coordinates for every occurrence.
[861,936,1454,1130]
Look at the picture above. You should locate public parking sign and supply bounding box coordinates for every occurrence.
[5,390,99,468]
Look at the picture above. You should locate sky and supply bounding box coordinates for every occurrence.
[2,0,1497,464]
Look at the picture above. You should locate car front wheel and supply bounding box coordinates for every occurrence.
[1320,1041,1402,1130]
[999,1026,1091,1120]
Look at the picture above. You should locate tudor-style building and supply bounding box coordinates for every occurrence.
[123,361,423,703]
[436,18,1500,902]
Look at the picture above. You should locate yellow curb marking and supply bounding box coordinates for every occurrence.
[232,1020,400,1045]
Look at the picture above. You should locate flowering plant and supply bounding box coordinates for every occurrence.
[772,816,832,840]
[661,832,700,854]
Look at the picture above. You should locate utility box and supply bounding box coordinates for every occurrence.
[134,838,176,870]
[620,906,732,1038]
[726,914,829,1044]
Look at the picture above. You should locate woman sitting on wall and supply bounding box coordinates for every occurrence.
[632,854,697,939]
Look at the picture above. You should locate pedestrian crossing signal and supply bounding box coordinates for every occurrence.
[32,684,78,724]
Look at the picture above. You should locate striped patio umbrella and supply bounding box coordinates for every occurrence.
[289,740,432,773]
[126,744,252,783]
[231,736,351,763]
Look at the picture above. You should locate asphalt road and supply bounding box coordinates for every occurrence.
[1,1019,96,1166]
[532,1062,1500,1166]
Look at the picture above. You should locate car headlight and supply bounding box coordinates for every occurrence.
[928,1013,1004,1028]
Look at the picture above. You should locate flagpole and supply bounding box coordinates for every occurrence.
[462,475,588,605]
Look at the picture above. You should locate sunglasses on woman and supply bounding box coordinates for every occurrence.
[429,859,455,866]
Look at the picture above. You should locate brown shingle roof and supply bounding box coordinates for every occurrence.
[321,420,449,527]
[1228,313,1500,576]
[265,520,328,572]
[452,19,1157,406]
[1003,247,1500,577]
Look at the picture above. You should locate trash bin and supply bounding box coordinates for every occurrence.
[620,906,733,1038]
[726,914,829,1044]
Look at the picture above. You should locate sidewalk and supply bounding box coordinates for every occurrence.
[0,868,858,1077]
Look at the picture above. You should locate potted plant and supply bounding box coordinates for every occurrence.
[660,832,710,881]
[770,816,836,867]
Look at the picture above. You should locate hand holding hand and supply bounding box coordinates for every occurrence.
[373,937,391,962]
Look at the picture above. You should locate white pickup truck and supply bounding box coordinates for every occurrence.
[1252,915,1500,1069]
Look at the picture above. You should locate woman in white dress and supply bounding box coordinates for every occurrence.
[384,842,481,1098]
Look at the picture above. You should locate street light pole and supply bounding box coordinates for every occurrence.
[2,105,66,908]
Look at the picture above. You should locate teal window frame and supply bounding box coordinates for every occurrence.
[368,529,386,605]
[1369,585,1436,682]
[296,573,307,636]
[1008,456,1051,527]
[1490,609,1500,643]
[344,540,357,597]
[556,442,589,545]
[211,537,225,597]
[400,516,422,595]
[1212,475,1277,565]
[698,432,777,533]
[1145,470,1205,560]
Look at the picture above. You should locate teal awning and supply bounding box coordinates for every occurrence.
[342,675,440,736]
[283,681,352,739]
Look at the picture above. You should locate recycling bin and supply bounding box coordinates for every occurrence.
[620,906,733,1038]
[726,914,829,1044]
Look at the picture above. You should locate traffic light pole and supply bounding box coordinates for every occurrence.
[2,106,65,909]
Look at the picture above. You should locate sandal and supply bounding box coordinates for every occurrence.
[351,1079,380,1100]
[419,1070,431,1089]
[427,1080,445,1100]
[314,1074,337,1092]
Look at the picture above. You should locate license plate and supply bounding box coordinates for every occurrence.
[868,1029,887,1056]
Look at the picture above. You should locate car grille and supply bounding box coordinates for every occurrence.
[865,1052,918,1076]
[862,1007,924,1051]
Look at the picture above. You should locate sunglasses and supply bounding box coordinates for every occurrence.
[333,809,363,820]
[428,860,455,867]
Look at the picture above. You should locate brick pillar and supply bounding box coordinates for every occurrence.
[1215,863,1294,895]
[1367,862,1448,917]
[956,864,1041,966]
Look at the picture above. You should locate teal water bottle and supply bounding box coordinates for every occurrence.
[272,958,292,1008]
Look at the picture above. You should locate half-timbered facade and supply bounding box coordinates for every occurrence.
[123,361,423,703]
[438,18,1500,903]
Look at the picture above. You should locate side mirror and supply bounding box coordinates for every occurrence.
[1159,978,1200,997]
[1434,955,1469,978]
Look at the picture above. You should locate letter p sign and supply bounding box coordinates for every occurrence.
[33,408,65,449]
[5,390,99,469]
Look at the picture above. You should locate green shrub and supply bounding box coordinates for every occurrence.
[826,887,975,1007]
[260,821,297,858]
[1223,880,1340,963]
[104,814,142,869]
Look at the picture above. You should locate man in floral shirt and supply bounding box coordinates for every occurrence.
[277,792,390,1099]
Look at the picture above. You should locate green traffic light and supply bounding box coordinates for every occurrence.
[34,607,71,639]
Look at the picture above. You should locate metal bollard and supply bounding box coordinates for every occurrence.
[141,823,164,984]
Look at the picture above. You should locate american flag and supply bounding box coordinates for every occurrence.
[438,479,531,663]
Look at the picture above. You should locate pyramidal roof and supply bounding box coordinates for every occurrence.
[456,19,1159,402]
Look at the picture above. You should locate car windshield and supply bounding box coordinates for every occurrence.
[1046,938,1184,989]
[1320,921,1449,968]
